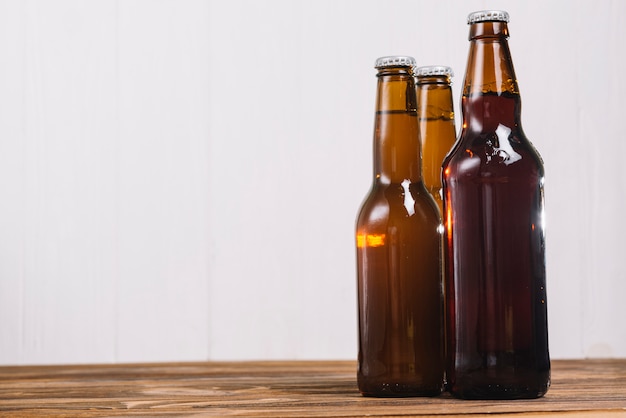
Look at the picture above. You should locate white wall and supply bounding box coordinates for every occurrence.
[0,0,624,365]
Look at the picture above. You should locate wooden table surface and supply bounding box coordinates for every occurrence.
[1,359,625,417]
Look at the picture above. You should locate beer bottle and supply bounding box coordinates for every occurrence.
[442,11,550,399]
[415,66,457,215]
[356,56,444,397]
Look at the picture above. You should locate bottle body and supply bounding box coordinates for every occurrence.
[356,58,445,397]
[416,68,457,215]
[443,13,550,399]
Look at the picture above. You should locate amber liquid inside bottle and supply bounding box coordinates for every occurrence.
[356,65,444,397]
[442,20,550,399]
[417,74,457,215]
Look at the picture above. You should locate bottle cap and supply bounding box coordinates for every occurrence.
[414,66,454,78]
[467,10,510,24]
[375,56,416,69]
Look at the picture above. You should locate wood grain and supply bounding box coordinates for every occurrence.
[1,360,625,416]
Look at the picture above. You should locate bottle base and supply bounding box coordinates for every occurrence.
[448,383,549,400]
[446,356,551,399]
[359,382,443,398]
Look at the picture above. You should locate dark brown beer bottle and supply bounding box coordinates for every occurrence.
[442,11,550,399]
[356,56,444,397]
[415,66,457,215]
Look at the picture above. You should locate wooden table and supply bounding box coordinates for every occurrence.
[1,360,625,416]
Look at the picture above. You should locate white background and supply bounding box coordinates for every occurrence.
[0,0,624,365]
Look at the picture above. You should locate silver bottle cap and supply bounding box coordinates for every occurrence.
[414,66,454,78]
[375,56,416,69]
[467,10,510,24]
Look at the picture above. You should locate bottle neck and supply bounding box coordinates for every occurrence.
[373,67,421,184]
[416,75,456,193]
[462,21,521,132]
[416,75,455,122]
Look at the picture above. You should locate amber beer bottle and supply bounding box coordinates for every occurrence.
[442,11,550,399]
[356,56,444,397]
[415,66,457,215]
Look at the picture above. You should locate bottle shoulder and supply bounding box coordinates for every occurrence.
[357,180,441,228]
[443,127,544,179]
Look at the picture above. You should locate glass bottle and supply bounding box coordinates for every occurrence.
[415,66,457,215]
[356,56,444,397]
[442,11,550,399]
